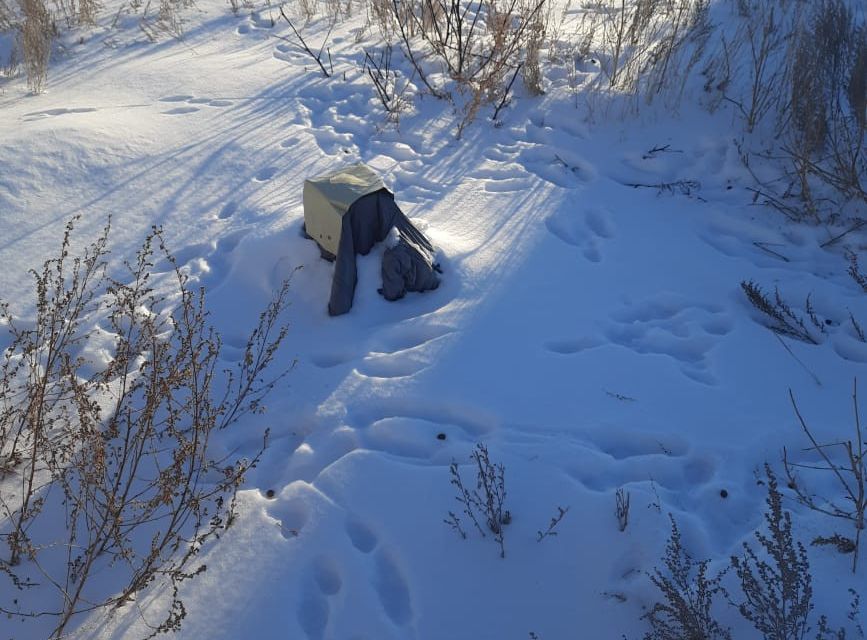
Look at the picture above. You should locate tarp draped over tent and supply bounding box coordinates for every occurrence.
[303,163,439,316]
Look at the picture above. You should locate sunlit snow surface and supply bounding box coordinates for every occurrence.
[0,2,865,638]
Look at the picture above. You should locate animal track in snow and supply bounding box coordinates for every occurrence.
[310,350,358,369]
[253,166,278,182]
[373,550,413,626]
[237,10,275,34]
[152,228,250,294]
[311,555,342,595]
[345,517,378,554]
[310,323,455,377]
[545,207,615,263]
[23,107,97,121]
[505,115,596,188]
[605,294,733,385]
[267,497,309,540]
[583,426,689,460]
[159,95,233,114]
[470,167,534,193]
[348,398,494,453]
[218,201,238,219]
[297,591,329,640]
[162,106,200,115]
[355,326,454,379]
[544,336,603,355]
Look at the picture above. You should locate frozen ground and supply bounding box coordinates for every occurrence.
[0,1,865,638]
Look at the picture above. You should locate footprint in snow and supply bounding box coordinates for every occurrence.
[545,206,615,263]
[605,293,733,385]
[162,106,200,115]
[159,95,233,113]
[311,323,454,378]
[152,229,250,295]
[23,107,97,121]
[345,517,378,554]
[218,201,238,220]
[515,119,595,188]
[266,496,309,540]
[311,555,343,595]
[254,166,278,182]
[373,550,413,626]
[297,591,329,640]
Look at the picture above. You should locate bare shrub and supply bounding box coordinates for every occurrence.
[445,443,509,558]
[364,43,415,124]
[139,0,196,41]
[297,0,317,22]
[325,0,348,22]
[1,33,20,78]
[391,0,546,134]
[590,0,711,109]
[0,218,108,565]
[53,0,101,27]
[367,0,394,39]
[730,465,813,640]
[0,0,16,29]
[536,505,569,542]
[784,381,865,573]
[277,6,334,77]
[785,1,867,206]
[522,13,545,95]
[615,486,630,532]
[643,515,731,640]
[740,281,819,345]
[20,0,52,94]
[816,590,865,640]
[720,0,797,133]
[0,219,293,639]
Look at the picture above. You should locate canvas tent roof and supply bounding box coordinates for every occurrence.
[303,163,385,257]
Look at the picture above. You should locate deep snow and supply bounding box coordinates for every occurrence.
[1,1,865,638]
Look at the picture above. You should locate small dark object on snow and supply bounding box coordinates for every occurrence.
[719,489,729,498]
[436,432,447,440]
[825,318,833,325]
[265,489,276,499]
[501,510,512,525]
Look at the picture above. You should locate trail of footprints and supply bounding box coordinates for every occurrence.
[310,322,456,380]
[605,295,733,385]
[159,94,233,115]
[283,507,413,640]
[545,292,733,386]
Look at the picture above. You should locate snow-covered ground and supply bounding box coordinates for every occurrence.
[1,1,865,638]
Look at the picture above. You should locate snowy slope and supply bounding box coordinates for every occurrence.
[1,1,865,638]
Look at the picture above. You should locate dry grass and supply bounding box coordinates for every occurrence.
[0,218,293,639]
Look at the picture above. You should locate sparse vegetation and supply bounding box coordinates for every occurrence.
[730,466,814,640]
[446,443,509,557]
[784,382,865,572]
[741,281,819,345]
[536,505,569,541]
[643,516,731,640]
[615,486,630,532]
[644,467,863,640]
[0,219,293,639]
[390,0,547,135]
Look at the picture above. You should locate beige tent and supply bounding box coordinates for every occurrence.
[303,163,385,258]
